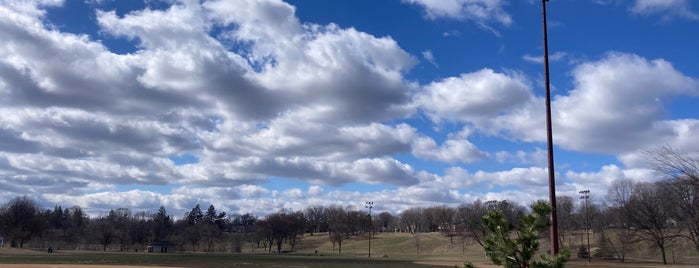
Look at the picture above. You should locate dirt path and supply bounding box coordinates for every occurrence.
[0,265,180,268]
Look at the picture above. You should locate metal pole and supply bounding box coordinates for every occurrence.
[580,190,590,262]
[542,0,559,255]
[365,201,373,258]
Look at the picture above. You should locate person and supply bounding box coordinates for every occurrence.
[48,247,53,254]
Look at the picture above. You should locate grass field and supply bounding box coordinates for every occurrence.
[1,232,698,267]
[0,248,446,268]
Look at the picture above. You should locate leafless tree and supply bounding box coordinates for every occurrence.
[326,205,348,254]
[377,211,394,232]
[643,145,698,182]
[400,207,423,234]
[304,205,326,235]
[627,182,683,264]
[556,195,575,248]
[644,146,699,253]
[604,178,637,262]
[0,196,42,248]
[456,200,488,247]
[661,178,699,253]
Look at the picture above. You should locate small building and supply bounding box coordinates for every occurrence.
[147,241,175,253]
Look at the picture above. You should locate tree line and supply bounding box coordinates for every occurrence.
[0,146,697,264]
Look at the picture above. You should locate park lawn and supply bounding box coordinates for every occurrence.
[0,248,438,268]
[2,231,698,267]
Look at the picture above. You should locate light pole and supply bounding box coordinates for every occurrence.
[579,190,590,262]
[542,0,559,255]
[365,201,373,258]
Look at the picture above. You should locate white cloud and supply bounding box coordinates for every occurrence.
[422,50,438,67]
[412,127,486,163]
[561,164,656,201]
[2,0,697,218]
[0,0,430,213]
[522,51,567,64]
[493,147,548,166]
[419,53,698,155]
[417,68,533,124]
[631,0,698,20]
[554,52,699,153]
[403,0,512,26]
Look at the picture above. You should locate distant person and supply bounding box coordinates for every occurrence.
[48,247,53,254]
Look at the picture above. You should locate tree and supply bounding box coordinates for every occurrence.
[326,205,348,254]
[377,211,395,232]
[185,204,204,225]
[457,200,489,248]
[0,196,42,248]
[644,146,699,253]
[110,208,130,251]
[304,205,326,235]
[400,207,423,234]
[262,210,305,254]
[555,196,575,248]
[644,145,698,182]
[93,216,116,251]
[664,177,699,253]
[204,205,218,225]
[129,211,149,248]
[627,181,682,264]
[233,213,257,235]
[286,211,306,251]
[255,219,274,252]
[605,178,636,262]
[67,206,86,245]
[152,206,172,241]
[482,201,569,268]
[423,205,455,233]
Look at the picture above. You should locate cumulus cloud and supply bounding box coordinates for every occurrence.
[493,148,548,166]
[631,0,698,21]
[411,127,486,163]
[415,68,547,142]
[418,53,698,156]
[2,0,698,217]
[403,0,512,26]
[554,52,699,153]
[0,0,426,212]
[416,68,533,124]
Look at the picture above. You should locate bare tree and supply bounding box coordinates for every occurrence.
[304,205,325,235]
[456,200,488,247]
[644,145,698,182]
[661,178,699,253]
[93,216,116,252]
[326,205,348,254]
[644,146,699,253]
[556,195,575,248]
[627,182,683,264]
[377,211,394,232]
[605,178,636,262]
[400,207,423,234]
[0,196,42,248]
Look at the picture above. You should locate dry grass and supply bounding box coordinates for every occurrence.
[2,230,699,267]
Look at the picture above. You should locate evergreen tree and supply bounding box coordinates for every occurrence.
[185,204,203,225]
[482,201,570,268]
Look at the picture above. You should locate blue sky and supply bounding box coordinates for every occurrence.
[0,0,698,217]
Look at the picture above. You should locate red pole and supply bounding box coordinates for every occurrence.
[542,0,559,255]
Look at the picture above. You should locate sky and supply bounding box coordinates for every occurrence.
[1,0,698,218]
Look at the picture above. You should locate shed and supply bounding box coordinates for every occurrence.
[147,241,175,253]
